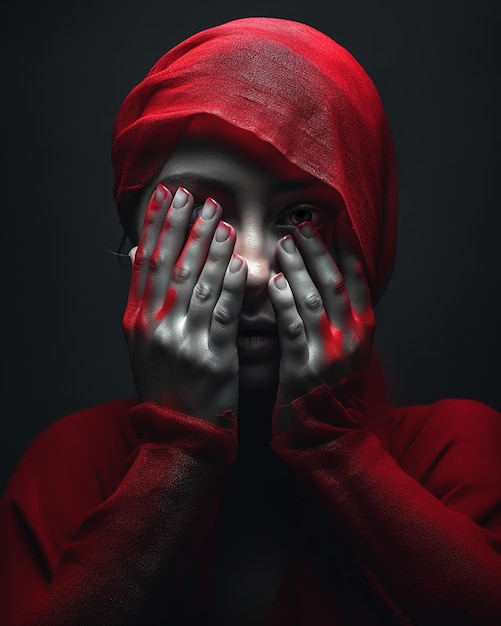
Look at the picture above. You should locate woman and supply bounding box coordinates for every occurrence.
[1,16,500,625]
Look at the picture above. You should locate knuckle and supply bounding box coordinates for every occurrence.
[333,276,345,294]
[189,223,205,243]
[133,248,150,269]
[316,267,337,288]
[304,292,323,312]
[148,251,167,272]
[213,304,233,326]
[193,281,213,302]
[142,212,156,228]
[285,318,304,339]
[161,216,174,233]
[173,262,191,283]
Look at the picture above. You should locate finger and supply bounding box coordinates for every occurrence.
[187,221,235,331]
[168,197,222,317]
[129,246,137,265]
[331,211,372,315]
[209,254,247,354]
[124,184,171,325]
[143,186,195,316]
[268,272,309,366]
[336,242,372,315]
[292,222,351,324]
[275,234,328,340]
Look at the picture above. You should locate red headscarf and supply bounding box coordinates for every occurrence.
[111,17,398,299]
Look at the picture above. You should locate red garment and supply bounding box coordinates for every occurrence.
[111,17,397,301]
[4,17,499,626]
[1,380,501,625]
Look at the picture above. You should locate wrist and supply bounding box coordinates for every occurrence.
[272,373,368,442]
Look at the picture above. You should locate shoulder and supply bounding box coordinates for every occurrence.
[2,398,141,529]
[0,398,142,574]
[389,397,501,454]
[30,397,140,459]
[6,398,140,487]
[388,398,501,520]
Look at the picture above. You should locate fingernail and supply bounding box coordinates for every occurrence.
[280,235,296,253]
[201,198,217,220]
[274,273,287,290]
[128,246,137,264]
[154,183,168,204]
[229,254,243,272]
[173,186,189,208]
[298,221,315,238]
[215,221,231,242]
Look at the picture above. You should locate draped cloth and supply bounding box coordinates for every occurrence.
[111,17,398,300]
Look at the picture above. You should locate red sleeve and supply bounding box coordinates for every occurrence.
[0,400,237,626]
[271,376,501,625]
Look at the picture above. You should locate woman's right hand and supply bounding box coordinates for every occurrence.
[123,184,247,423]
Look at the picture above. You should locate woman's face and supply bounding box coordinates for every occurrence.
[131,126,354,390]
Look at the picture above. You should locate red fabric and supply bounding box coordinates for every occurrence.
[1,389,501,625]
[111,17,397,300]
[4,17,499,625]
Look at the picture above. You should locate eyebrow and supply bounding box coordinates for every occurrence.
[159,173,234,195]
[158,172,323,195]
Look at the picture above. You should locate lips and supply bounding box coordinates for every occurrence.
[238,316,276,334]
[237,318,279,360]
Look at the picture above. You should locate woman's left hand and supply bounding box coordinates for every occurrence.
[269,220,375,405]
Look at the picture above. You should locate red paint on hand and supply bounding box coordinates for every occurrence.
[155,286,177,320]
[319,311,344,362]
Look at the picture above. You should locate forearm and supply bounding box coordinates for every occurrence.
[272,383,501,624]
[1,402,237,626]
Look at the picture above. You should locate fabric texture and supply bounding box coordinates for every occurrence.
[111,17,398,300]
[1,390,501,625]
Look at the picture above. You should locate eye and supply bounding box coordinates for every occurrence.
[278,204,324,228]
[189,203,205,225]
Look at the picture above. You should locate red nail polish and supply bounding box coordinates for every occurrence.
[154,183,168,204]
[215,221,232,242]
[229,254,243,272]
[280,235,296,253]
[173,187,189,208]
[201,198,218,220]
[274,273,287,290]
[298,221,315,238]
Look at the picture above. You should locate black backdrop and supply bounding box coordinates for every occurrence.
[1,0,499,491]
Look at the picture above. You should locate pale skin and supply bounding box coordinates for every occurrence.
[123,128,375,423]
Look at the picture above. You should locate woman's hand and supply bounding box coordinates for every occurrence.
[269,220,375,405]
[123,184,247,423]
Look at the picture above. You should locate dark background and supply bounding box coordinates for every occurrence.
[1,0,499,492]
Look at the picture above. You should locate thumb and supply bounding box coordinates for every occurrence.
[128,246,138,265]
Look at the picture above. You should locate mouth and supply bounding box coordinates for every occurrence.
[238,328,277,337]
[237,327,280,360]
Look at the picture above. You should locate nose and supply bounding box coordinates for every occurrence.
[233,219,276,297]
